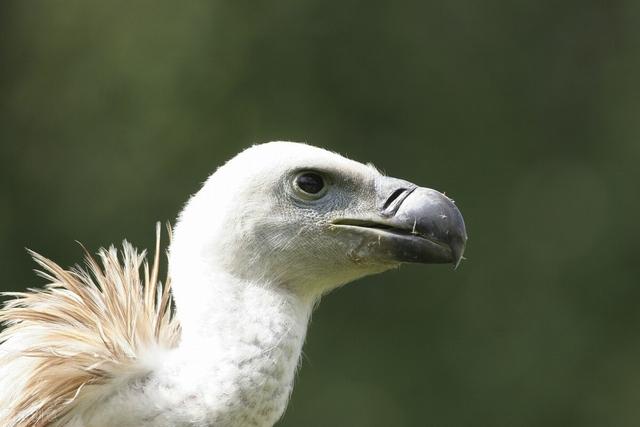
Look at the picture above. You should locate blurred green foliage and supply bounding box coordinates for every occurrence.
[1,1,640,426]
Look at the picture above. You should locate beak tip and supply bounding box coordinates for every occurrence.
[450,236,467,270]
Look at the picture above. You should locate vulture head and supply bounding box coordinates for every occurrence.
[170,141,467,308]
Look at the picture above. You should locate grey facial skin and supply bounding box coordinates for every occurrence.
[333,176,467,268]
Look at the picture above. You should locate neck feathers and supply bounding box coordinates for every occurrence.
[158,274,314,426]
[0,226,314,427]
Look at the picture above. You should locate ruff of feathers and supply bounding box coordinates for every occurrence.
[0,224,180,427]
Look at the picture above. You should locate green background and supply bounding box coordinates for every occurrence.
[1,2,639,426]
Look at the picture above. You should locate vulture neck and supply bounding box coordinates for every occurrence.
[166,267,315,426]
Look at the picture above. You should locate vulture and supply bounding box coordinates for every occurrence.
[0,142,467,427]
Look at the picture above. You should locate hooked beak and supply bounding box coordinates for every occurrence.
[332,177,467,268]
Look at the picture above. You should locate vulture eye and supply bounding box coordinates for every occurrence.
[294,172,327,199]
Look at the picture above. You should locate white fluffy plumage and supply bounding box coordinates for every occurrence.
[0,225,179,427]
[0,142,466,426]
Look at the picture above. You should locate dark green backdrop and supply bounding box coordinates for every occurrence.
[1,2,639,426]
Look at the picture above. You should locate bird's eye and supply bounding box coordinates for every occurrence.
[296,172,324,194]
[294,172,327,199]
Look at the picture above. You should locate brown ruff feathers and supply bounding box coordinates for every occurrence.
[0,224,180,427]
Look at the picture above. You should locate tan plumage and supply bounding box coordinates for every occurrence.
[0,223,180,427]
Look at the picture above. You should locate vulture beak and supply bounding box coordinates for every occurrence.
[332,176,468,268]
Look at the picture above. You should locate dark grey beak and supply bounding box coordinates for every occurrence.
[333,177,467,267]
[385,187,467,267]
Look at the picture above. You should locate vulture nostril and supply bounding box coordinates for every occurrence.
[383,188,407,211]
